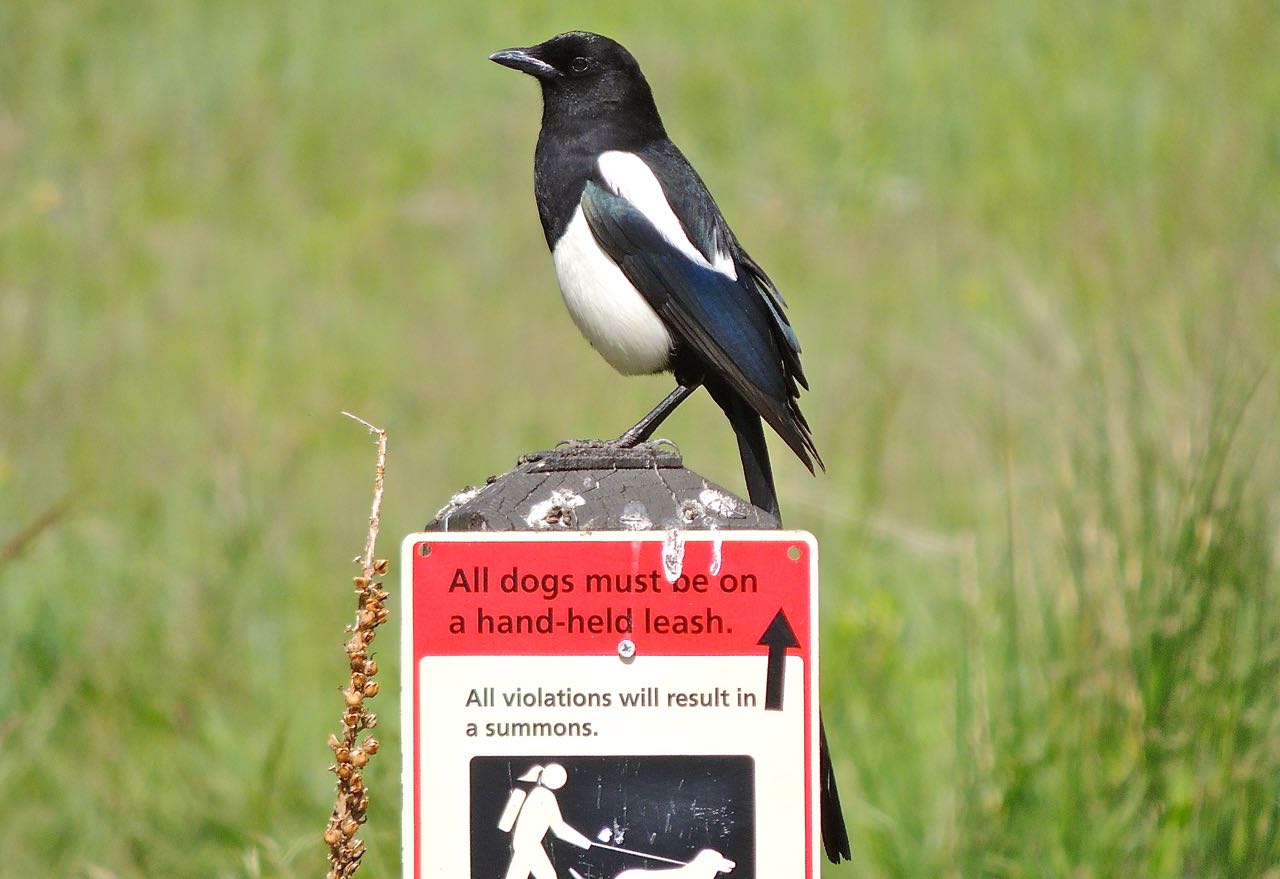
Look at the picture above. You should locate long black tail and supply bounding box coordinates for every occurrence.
[820,715,852,863]
[709,382,851,863]
[709,382,780,520]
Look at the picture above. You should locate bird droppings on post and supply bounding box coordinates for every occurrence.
[432,486,482,530]
[708,524,723,576]
[697,488,742,519]
[688,490,742,577]
[525,488,586,529]
[678,498,704,526]
[424,443,779,534]
[662,529,686,582]
[619,501,653,531]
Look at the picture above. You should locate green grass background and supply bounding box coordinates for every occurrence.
[3,1,1279,876]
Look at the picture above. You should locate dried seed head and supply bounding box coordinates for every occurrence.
[363,712,378,728]
[351,749,368,767]
[335,747,351,763]
[342,818,359,837]
[363,736,380,754]
[350,773,365,792]
[374,559,389,575]
[352,673,367,689]
[324,826,342,846]
[345,689,363,707]
[363,681,380,698]
[328,733,341,750]
[337,763,352,780]
[359,609,377,627]
[354,576,370,590]
[363,659,378,676]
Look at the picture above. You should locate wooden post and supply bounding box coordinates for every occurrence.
[407,442,848,874]
[426,443,779,533]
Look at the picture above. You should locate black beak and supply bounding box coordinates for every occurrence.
[489,47,558,80]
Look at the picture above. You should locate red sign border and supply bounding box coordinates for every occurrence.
[400,529,821,879]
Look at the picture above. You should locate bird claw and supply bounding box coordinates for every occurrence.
[646,437,681,456]
[553,438,618,451]
[552,437,679,456]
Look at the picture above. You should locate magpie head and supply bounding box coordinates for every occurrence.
[490,32,662,129]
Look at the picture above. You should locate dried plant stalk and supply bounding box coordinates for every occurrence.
[0,491,75,566]
[325,413,390,878]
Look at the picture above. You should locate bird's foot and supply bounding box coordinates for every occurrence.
[524,438,683,471]
[642,436,681,456]
[553,437,627,452]
[612,427,645,449]
[553,435,680,454]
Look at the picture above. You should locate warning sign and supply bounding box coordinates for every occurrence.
[401,531,820,879]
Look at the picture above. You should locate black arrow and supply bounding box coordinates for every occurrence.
[757,608,801,710]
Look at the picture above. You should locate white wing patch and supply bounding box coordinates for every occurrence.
[596,151,738,280]
[552,207,673,376]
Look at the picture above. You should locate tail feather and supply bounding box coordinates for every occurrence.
[710,382,780,520]
[820,716,852,863]
[708,382,851,864]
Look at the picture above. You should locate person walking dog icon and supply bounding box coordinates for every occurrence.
[499,763,593,879]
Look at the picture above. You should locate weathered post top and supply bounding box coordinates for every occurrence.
[427,442,779,533]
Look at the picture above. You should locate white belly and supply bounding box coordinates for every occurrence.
[551,207,673,375]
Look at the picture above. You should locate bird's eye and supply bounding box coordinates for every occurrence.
[570,56,590,74]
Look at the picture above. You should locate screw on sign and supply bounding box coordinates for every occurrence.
[401,531,823,878]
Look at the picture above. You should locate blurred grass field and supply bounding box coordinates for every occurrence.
[3,1,1279,876]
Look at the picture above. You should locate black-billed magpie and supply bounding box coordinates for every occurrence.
[491,31,851,865]
[490,31,821,523]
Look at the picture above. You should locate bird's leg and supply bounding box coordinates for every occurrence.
[614,380,701,447]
